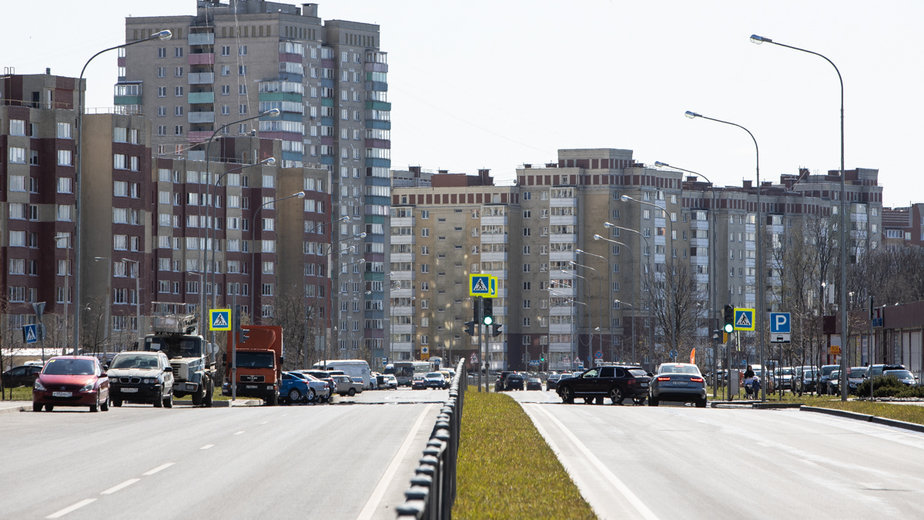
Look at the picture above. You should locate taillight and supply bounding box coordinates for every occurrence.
[657,376,671,381]
[691,377,704,383]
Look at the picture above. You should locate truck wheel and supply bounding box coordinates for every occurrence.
[203,380,213,408]
[164,392,173,408]
[191,386,204,406]
[268,392,279,406]
[153,388,164,408]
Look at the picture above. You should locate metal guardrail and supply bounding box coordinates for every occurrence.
[396,359,465,520]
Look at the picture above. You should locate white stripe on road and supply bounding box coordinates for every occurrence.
[234,430,245,435]
[46,498,96,519]
[101,478,140,495]
[356,404,434,520]
[200,443,215,450]
[143,462,175,476]
[528,404,659,520]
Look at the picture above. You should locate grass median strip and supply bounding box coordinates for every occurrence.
[452,389,596,519]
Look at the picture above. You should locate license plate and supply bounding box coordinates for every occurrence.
[52,391,72,398]
[245,385,258,389]
[121,387,139,393]
[640,382,648,387]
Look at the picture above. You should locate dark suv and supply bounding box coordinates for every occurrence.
[504,373,525,391]
[557,365,651,405]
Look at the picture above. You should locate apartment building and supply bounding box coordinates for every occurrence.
[120,0,389,364]
[1,72,333,359]
[391,149,885,372]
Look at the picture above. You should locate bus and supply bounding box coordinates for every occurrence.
[390,361,431,386]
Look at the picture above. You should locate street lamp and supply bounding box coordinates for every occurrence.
[250,190,306,322]
[74,29,171,354]
[654,160,719,396]
[200,110,280,330]
[750,34,849,401]
[208,156,276,316]
[602,223,654,366]
[685,110,766,400]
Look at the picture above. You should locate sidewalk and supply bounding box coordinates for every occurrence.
[0,401,30,414]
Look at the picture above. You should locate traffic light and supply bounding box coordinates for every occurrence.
[482,298,494,326]
[491,323,502,337]
[464,321,476,336]
[239,325,250,343]
[723,304,734,334]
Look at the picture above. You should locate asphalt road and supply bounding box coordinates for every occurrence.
[508,389,924,519]
[0,388,446,520]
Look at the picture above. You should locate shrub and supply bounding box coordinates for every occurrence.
[855,375,924,398]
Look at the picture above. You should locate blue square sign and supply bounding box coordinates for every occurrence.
[770,312,791,334]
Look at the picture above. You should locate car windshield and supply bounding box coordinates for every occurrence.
[235,351,274,369]
[111,355,158,369]
[849,368,866,377]
[43,358,95,376]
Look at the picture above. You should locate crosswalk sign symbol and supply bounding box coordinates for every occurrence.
[209,309,232,331]
[734,308,756,331]
[23,324,38,344]
[469,274,490,296]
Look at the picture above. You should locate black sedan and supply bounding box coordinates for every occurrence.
[504,373,524,391]
[526,377,542,391]
[649,363,707,407]
[2,364,43,388]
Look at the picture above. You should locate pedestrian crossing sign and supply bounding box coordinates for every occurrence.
[469,274,498,298]
[23,324,39,344]
[209,309,232,331]
[734,308,756,331]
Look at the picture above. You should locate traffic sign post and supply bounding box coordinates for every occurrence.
[733,308,755,331]
[209,309,232,331]
[769,312,791,343]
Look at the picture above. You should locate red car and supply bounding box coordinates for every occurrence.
[33,356,110,412]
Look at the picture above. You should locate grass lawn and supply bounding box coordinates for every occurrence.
[452,388,596,520]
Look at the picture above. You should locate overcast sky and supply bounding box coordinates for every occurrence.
[5,0,920,207]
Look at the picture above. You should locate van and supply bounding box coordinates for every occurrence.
[312,360,372,389]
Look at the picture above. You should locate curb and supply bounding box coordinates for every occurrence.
[801,406,924,434]
[0,402,29,414]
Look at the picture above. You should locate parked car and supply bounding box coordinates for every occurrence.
[331,374,358,396]
[545,373,564,391]
[504,372,525,391]
[884,369,918,386]
[280,371,311,404]
[866,364,906,379]
[828,367,868,395]
[382,374,398,389]
[774,367,795,390]
[649,363,707,407]
[350,377,365,394]
[557,365,650,405]
[425,372,447,389]
[2,364,43,388]
[816,365,840,395]
[33,356,110,412]
[411,375,428,390]
[288,371,332,402]
[794,366,817,394]
[107,351,174,408]
[526,377,543,391]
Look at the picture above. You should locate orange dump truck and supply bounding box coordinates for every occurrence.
[222,325,284,405]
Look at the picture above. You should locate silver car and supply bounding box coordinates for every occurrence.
[107,351,174,408]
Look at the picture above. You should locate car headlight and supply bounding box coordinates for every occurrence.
[80,382,96,392]
[143,378,156,384]
[34,380,46,391]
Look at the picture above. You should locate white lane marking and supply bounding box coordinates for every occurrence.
[46,498,97,519]
[527,404,659,520]
[259,421,269,425]
[234,430,245,435]
[200,444,215,450]
[356,404,434,520]
[101,478,140,495]
[143,462,175,476]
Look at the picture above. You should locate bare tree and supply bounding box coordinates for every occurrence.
[270,295,323,370]
[649,260,703,362]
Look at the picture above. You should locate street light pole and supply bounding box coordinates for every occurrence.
[685,110,765,401]
[74,29,172,354]
[750,34,849,400]
[655,160,719,397]
[250,191,306,321]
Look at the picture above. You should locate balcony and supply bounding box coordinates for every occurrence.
[189,32,215,46]
[188,53,215,66]
[188,72,215,85]
[188,91,214,105]
[188,111,215,124]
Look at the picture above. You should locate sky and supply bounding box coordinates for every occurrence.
[5,0,921,207]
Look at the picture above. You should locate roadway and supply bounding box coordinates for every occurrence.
[0,388,447,520]
[509,388,924,519]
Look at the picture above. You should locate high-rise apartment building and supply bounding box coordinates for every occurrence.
[392,149,884,372]
[119,0,390,363]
